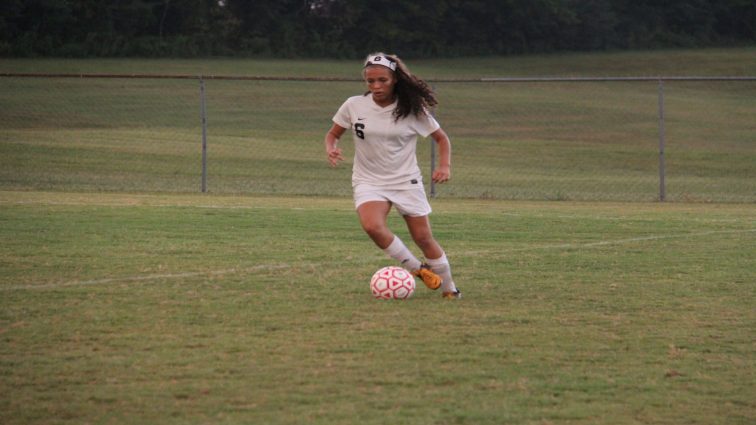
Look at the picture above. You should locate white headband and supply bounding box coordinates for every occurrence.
[364,55,397,71]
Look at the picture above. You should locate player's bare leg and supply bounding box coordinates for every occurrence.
[403,214,442,258]
[357,201,394,248]
[404,214,461,298]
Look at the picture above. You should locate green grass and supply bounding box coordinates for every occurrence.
[1,48,754,202]
[0,191,754,424]
[2,47,755,77]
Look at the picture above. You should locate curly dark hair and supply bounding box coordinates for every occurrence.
[363,52,437,122]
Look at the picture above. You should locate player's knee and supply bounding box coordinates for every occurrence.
[361,220,387,239]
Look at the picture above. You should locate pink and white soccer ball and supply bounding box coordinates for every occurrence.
[370,266,415,299]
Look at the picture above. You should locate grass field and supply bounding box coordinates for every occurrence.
[1,48,754,201]
[2,47,755,78]
[1,191,754,424]
[1,49,755,423]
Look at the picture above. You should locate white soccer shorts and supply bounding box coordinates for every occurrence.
[353,184,432,217]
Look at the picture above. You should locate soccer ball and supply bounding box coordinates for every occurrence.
[370,266,415,299]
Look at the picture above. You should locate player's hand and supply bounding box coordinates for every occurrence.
[432,165,450,183]
[327,147,345,167]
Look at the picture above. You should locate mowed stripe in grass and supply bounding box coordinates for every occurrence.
[0,192,753,424]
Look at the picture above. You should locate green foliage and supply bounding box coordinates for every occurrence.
[1,0,755,58]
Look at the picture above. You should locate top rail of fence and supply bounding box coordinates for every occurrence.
[1,72,755,83]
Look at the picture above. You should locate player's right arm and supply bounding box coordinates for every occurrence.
[325,123,347,167]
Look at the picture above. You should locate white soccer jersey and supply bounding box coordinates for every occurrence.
[333,94,440,189]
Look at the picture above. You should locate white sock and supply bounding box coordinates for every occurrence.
[427,253,457,293]
[383,236,422,271]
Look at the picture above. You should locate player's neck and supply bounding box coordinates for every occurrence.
[371,94,396,108]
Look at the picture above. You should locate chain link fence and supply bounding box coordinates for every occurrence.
[1,74,754,202]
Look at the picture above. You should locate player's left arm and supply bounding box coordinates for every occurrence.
[430,128,451,184]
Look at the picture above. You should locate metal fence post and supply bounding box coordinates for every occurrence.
[430,135,437,198]
[199,76,208,193]
[657,78,666,202]
[429,85,437,198]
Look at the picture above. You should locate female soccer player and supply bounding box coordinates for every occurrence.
[324,52,461,299]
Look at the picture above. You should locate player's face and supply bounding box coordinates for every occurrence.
[364,66,396,106]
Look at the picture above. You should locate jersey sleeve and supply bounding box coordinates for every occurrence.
[332,98,353,129]
[414,111,441,137]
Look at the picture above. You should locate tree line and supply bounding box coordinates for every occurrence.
[2,0,754,58]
